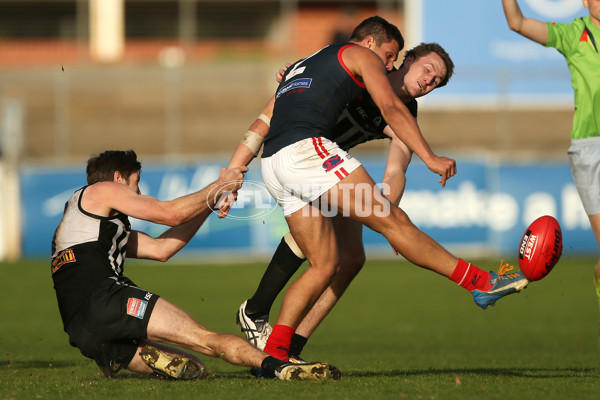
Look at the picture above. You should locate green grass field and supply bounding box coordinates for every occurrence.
[2,256,599,400]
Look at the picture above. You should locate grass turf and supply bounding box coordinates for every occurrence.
[1,256,599,399]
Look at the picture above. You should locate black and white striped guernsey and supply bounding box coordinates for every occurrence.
[50,186,131,326]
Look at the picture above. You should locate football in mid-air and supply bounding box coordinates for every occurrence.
[518,215,563,281]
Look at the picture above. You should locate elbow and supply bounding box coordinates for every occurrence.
[152,247,173,262]
[506,17,524,33]
[382,98,412,121]
[508,23,521,33]
[379,104,402,125]
[162,213,186,227]
[136,252,171,262]
[155,254,171,263]
[156,201,188,227]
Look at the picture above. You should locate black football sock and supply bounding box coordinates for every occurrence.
[245,237,305,318]
[289,333,308,359]
[261,355,286,374]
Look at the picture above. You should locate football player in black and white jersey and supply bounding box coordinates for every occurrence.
[221,42,455,359]
[50,150,339,381]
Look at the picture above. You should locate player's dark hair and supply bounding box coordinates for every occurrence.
[86,150,142,185]
[349,16,404,51]
[403,42,454,88]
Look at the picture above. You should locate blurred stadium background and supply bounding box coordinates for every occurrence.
[0,0,594,261]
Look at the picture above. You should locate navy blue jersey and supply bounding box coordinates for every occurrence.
[334,92,418,151]
[262,43,367,157]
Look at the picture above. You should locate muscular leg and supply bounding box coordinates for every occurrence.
[264,203,339,360]
[146,297,268,368]
[275,203,340,329]
[328,166,458,277]
[295,216,365,339]
[126,299,338,380]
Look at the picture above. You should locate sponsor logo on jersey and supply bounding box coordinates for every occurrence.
[51,248,75,275]
[276,78,312,98]
[127,297,148,319]
[322,154,344,172]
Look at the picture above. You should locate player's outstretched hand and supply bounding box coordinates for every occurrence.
[217,166,248,193]
[426,156,456,187]
[216,166,247,218]
[217,192,237,219]
[276,63,292,83]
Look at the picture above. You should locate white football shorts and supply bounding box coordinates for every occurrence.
[568,136,600,216]
[261,137,362,216]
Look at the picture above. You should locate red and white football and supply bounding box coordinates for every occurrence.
[518,215,563,281]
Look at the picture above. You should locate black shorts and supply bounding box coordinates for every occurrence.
[65,276,159,375]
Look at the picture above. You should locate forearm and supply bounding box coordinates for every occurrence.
[164,166,245,226]
[228,143,257,168]
[129,212,210,261]
[172,179,230,223]
[382,146,411,205]
[501,0,548,44]
[381,171,406,206]
[502,0,525,31]
[382,105,435,165]
[153,213,210,260]
[228,97,274,168]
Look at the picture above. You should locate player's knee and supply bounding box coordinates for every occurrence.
[308,260,340,281]
[362,206,411,234]
[377,207,411,233]
[340,252,365,276]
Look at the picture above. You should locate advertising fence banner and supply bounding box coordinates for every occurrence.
[20,157,594,260]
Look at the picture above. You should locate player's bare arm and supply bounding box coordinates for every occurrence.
[343,46,456,186]
[126,220,206,261]
[381,130,413,205]
[218,98,274,219]
[502,0,549,45]
[84,166,247,226]
[227,96,275,169]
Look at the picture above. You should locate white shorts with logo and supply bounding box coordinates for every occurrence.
[261,137,362,216]
[568,136,600,216]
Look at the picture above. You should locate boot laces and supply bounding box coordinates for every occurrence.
[498,262,518,279]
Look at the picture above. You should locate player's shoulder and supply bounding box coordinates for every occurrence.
[341,43,378,57]
[87,180,117,192]
[340,44,385,72]
[84,181,127,201]
[547,16,586,34]
[340,43,379,60]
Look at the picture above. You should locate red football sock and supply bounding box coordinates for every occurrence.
[264,324,294,361]
[449,259,492,292]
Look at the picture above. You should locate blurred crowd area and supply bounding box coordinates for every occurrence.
[0,0,573,164]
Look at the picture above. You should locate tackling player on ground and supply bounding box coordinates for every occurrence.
[50,150,338,381]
